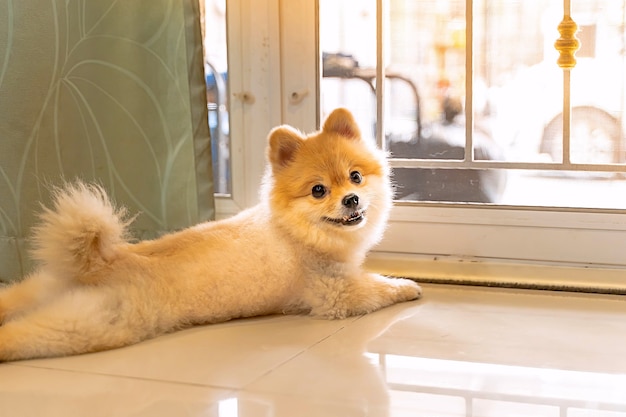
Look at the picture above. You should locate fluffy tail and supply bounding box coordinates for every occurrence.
[31,182,132,284]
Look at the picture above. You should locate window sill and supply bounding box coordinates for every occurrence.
[366,251,626,295]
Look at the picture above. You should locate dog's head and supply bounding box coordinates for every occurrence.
[266,108,392,259]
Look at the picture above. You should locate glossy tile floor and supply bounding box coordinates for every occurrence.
[2,283,626,417]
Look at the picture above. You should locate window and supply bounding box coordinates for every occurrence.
[216,1,626,290]
[200,0,230,196]
[320,0,626,209]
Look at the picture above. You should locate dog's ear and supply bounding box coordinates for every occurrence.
[268,125,304,171]
[322,108,361,140]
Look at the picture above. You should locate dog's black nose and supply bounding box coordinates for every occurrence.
[342,193,359,209]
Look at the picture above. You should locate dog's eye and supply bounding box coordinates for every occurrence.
[311,184,327,198]
[350,171,362,184]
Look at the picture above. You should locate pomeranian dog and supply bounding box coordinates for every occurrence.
[0,108,421,362]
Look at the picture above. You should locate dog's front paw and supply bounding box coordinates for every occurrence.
[395,278,422,301]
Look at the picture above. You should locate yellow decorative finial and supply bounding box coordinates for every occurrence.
[554,15,580,69]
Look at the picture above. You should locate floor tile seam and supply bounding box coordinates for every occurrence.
[379,337,626,352]
[239,316,363,390]
[231,386,368,406]
[4,362,239,392]
[385,380,626,410]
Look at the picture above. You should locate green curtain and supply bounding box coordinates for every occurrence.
[0,0,214,283]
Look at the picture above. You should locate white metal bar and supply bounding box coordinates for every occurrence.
[389,158,626,172]
[562,53,572,166]
[465,0,474,162]
[561,0,573,164]
[376,0,385,150]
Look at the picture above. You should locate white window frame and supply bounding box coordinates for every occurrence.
[222,0,626,292]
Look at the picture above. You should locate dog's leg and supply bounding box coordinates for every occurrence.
[0,287,147,362]
[307,273,422,319]
[0,273,68,325]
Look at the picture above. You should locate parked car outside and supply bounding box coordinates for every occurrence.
[491,57,626,166]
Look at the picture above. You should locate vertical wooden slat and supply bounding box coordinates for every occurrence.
[279,0,318,133]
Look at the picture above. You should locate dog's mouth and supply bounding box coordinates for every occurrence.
[323,209,366,226]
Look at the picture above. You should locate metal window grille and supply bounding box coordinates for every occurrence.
[373,0,626,175]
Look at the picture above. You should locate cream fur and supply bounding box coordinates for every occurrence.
[0,108,422,362]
